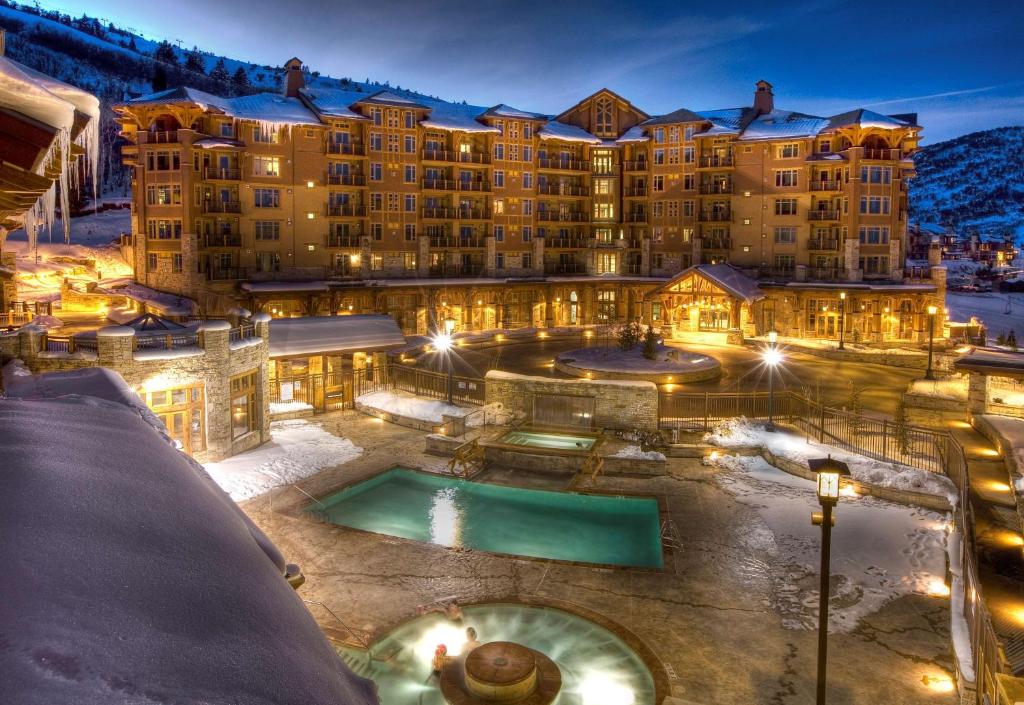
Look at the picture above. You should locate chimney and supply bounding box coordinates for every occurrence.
[753,80,774,115]
[283,57,305,98]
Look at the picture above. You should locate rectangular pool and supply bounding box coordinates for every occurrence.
[497,429,598,452]
[317,468,662,568]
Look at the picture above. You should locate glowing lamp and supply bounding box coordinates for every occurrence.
[839,291,846,301]
[809,455,851,504]
[927,304,938,316]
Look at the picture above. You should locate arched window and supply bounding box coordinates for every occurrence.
[595,98,613,136]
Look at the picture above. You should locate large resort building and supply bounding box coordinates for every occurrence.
[113,61,943,345]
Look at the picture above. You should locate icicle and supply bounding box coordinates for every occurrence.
[74,115,100,213]
[55,127,71,244]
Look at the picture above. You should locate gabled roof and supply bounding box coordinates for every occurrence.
[353,89,429,110]
[538,120,602,144]
[642,107,707,126]
[647,263,765,304]
[298,87,369,120]
[478,104,547,121]
[555,87,649,122]
[825,108,910,131]
[739,109,830,141]
[615,126,647,144]
[122,86,228,112]
[420,100,500,134]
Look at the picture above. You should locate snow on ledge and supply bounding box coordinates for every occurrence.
[133,346,204,361]
[611,445,666,461]
[485,369,657,389]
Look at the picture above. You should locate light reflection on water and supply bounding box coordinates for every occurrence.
[340,604,655,705]
[428,487,462,547]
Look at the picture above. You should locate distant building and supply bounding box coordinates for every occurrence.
[113,61,943,344]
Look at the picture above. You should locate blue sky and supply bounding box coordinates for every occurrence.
[51,0,1024,143]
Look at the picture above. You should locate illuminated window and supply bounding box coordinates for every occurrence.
[595,97,613,136]
[253,156,280,177]
[229,372,258,440]
[139,383,206,455]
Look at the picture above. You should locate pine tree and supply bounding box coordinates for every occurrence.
[184,46,205,74]
[847,382,865,436]
[893,397,911,456]
[231,67,250,93]
[154,40,178,66]
[151,65,168,92]
[127,36,138,52]
[642,325,658,360]
[209,59,230,84]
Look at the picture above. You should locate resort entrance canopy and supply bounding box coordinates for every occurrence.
[268,314,406,359]
[646,264,764,333]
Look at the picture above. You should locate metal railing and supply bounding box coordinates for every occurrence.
[538,184,590,197]
[133,332,200,350]
[808,210,840,221]
[326,143,366,156]
[421,149,490,164]
[390,365,486,405]
[203,167,241,180]
[538,158,589,171]
[327,173,366,186]
[229,324,257,343]
[327,204,367,217]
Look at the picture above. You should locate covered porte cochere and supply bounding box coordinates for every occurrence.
[644,264,764,345]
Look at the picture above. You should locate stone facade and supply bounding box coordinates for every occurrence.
[0,315,272,462]
[484,370,658,431]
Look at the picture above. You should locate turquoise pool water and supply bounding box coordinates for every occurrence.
[498,430,597,451]
[338,603,657,705]
[318,468,662,568]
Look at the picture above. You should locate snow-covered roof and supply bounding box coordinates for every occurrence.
[10,60,100,121]
[698,108,750,133]
[642,107,706,126]
[739,109,831,141]
[954,348,1024,377]
[421,101,500,134]
[826,109,910,131]
[0,54,79,131]
[222,93,320,126]
[269,314,406,357]
[538,121,602,144]
[299,87,369,120]
[649,263,765,303]
[124,86,228,112]
[191,137,245,150]
[0,368,379,705]
[354,90,429,109]
[478,104,547,120]
[241,281,331,294]
[615,126,648,143]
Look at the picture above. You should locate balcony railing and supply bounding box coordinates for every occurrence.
[327,143,366,156]
[202,200,241,214]
[622,160,648,172]
[429,263,485,277]
[810,180,842,191]
[807,238,840,251]
[203,167,241,181]
[134,332,200,350]
[538,184,590,197]
[422,207,458,219]
[204,233,241,247]
[430,236,485,248]
[544,238,585,249]
[807,267,846,281]
[623,186,647,197]
[698,210,732,222]
[700,238,732,250]
[137,130,180,144]
[327,173,366,186]
[860,148,902,161]
[623,211,649,223]
[458,180,491,192]
[544,262,587,275]
[537,211,587,223]
[229,324,257,344]
[538,158,589,171]
[458,208,491,220]
[207,267,246,280]
[624,264,644,275]
[699,155,734,168]
[699,183,732,195]
[758,267,796,279]
[326,233,362,248]
[808,210,840,221]
[421,149,491,165]
[327,204,367,217]
[423,178,492,192]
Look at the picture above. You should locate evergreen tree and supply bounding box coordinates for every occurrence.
[154,40,178,65]
[231,67,250,92]
[893,397,911,456]
[209,58,230,83]
[151,65,168,92]
[642,325,659,360]
[184,46,205,74]
[127,36,138,52]
[617,321,642,351]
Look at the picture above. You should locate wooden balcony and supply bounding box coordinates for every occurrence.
[421,149,491,165]
[203,233,241,247]
[327,204,367,217]
[327,173,367,186]
[622,160,648,172]
[810,180,842,191]
[202,200,241,214]
[699,183,732,195]
[136,130,180,144]
[806,267,846,281]
[544,238,585,249]
[538,158,589,171]
[326,233,363,248]
[430,236,485,248]
[698,210,732,222]
[203,167,241,181]
[538,184,590,197]
[537,211,587,223]
[698,155,734,169]
[623,186,647,197]
[207,267,246,280]
[807,238,840,251]
[327,143,367,156]
[860,148,902,161]
[808,210,841,222]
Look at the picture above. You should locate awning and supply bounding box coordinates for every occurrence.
[647,263,765,304]
[269,314,406,358]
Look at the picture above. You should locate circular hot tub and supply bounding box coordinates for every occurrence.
[555,345,721,384]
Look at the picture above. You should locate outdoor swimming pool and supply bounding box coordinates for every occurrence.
[317,468,662,568]
[497,430,598,452]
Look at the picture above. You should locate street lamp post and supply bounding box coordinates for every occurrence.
[925,304,937,381]
[837,292,846,350]
[764,330,781,431]
[809,455,851,705]
[443,316,456,403]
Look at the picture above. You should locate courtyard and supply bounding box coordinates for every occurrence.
[241,412,956,705]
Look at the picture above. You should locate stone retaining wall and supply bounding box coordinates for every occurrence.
[484,370,658,431]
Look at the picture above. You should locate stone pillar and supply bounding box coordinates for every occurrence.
[360,235,373,278]
[198,319,235,458]
[641,238,651,275]
[251,312,273,445]
[485,235,497,277]
[372,351,390,383]
[967,373,988,418]
[417,234,430,277]
[533,236,545,276]
[96,326,136,369]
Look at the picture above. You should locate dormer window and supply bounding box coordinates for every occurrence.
[219,122,234,138]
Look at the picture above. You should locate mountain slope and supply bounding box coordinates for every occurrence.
[909,127,1024,239]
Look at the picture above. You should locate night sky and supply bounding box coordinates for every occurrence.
[52,0,1023,143]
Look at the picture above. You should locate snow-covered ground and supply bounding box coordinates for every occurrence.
[203,419,362,501]
[946,291,1024,341]
[357,390,511,426]
[556,344,716,372]
[611,445,666,461]
[4,210,132,302]
[705,418,958,503]
[712,453,948,631]
[748,334,922,354]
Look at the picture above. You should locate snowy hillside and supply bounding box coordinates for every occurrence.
[909,127,1024,240]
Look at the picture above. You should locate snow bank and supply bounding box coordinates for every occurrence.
[705,418,958,503]
[203,420,362,501]
[611,445,666,461]
[947,529,976,682]
[357,390,509,426]
[269,400,314,415]
[712,453,949,632]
